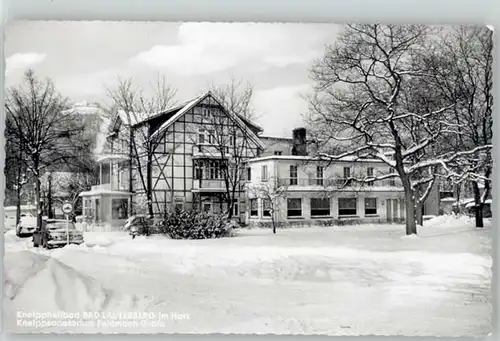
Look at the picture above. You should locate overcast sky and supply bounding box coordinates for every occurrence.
[5,21,340,137]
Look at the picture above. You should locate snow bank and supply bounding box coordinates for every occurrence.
[4,251,139,318]
[423,214,475,230]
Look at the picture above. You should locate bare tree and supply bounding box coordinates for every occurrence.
[306,24,491,235]
[105,74,178,217]
[187,87,262,220]
[249,176,288,234]
[422,26,493,227]
[5,69,91,228]
[209,76,258,121]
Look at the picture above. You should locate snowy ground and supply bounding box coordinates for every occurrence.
[3,215,492,336]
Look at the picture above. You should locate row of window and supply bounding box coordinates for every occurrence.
[197,129,236,145]
[249,197,378,218]
[248,165,396,186]
[193,160,229,180]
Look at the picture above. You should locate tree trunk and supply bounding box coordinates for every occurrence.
[455,183,461,214]
[415,201,424,227]
[35,174,42,229]
[226,192,234,220]
[47,173,53,218]
[128,128,134,217]
[16,186,22,225]
[402,184,417,235]
[472,182,484,228]
[146,153,154,218]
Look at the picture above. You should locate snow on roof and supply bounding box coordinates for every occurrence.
[260,135,293,141]
[116,98,195,128]
[246,155,386,164]
[149,92,265,150]
[149,94,206,140]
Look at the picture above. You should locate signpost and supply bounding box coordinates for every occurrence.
[62,202,73,246]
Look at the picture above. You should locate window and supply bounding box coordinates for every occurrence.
[311,198,330,216]
[194,161,204,180]
[316,166,324,186]
[247,167,252,181]
[208,130,215,144]
[233,200,239,216]
[343,167,351,180]
[338,198,357,216]
[198,131,205,144]
[287,198,302,217]
[229,132,235,146]
[440,191,454,199]
[101,163,111,184]
[203,108,211,118]
[203,203,211,212]
[263,199,272,217]
[250,199,258,217]
[111,199,128,219]
[364,198,377,215]
[389,168,396,186]
[274,151,282,156]
[290,165,298,185]
[367,167,374,186]
[261,165,268,182]
[208,161,220,179]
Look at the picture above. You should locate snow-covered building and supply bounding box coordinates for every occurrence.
[245,133,406,227]
[80,92,264,226]
[79,93,451,228]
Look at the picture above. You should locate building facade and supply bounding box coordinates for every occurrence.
[80,92,264,226]
[245,155,406,226]
[79,93,453,228]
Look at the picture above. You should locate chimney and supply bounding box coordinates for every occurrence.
[291,127,307,156]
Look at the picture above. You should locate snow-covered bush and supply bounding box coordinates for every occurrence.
[159,211,233,239]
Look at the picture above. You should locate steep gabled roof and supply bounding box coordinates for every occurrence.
[149,91,265,150]
[116,99,189,127]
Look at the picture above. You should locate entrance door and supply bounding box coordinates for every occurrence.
[386,199,392,223]
[392,199,399,221]
[387,198,405,222]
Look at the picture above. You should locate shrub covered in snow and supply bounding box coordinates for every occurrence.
[159,211,234,239]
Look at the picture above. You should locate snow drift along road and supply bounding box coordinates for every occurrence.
[4,251,141,332]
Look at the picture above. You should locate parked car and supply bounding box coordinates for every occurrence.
[16,213,37,237]
[33,219,84,249]
[123,215,152,239]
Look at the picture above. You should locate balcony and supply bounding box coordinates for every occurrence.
[192,144,232,159]
[276,177,403,190]
[192,179,227,193]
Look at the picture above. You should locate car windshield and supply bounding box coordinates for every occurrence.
[47,222,76,230]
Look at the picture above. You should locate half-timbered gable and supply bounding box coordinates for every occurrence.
[147,92,265,217]
[81,91,265,226]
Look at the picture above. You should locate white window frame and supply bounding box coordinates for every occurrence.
[261,165,268,182]
[311,197,330,217]
[250,199,258,217]
[364,197,377,216]
[338,197,357,217]
[287,198,302,218]
[316,166,324,186]
[290,165,298,185]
